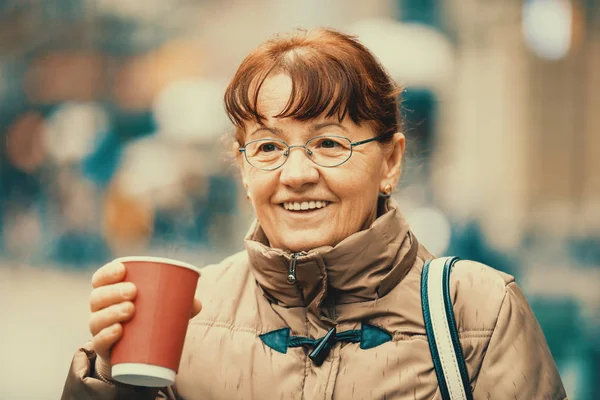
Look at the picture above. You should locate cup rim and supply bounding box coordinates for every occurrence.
[114,256,201,274]
[112,362,175,387]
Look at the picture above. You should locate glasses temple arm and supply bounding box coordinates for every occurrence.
[350,131,395,147]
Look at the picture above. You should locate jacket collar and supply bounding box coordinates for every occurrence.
[244,197,418,318]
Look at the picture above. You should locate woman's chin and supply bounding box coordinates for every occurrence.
[273,230,336,253]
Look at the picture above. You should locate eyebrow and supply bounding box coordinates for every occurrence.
[248,121,347,137]
[249,126,282,137]
[312,122,347,132]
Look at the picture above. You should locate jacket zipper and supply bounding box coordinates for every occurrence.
[287,251,307,284]
[287,253,299,284]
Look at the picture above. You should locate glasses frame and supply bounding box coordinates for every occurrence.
[238,131,395,171]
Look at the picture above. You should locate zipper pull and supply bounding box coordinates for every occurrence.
[287,253,298,284]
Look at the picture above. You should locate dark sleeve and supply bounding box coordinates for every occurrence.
[61,343,179,400]
[472,282,568,400]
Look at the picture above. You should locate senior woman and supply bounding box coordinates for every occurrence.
[62,28,566,400]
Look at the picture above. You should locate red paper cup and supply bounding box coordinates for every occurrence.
[110,256,200,387]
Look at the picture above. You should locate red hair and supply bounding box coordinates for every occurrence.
[224,28,402,143]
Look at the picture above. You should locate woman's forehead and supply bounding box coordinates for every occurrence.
[250,75,347,125]
[254,74,294,117]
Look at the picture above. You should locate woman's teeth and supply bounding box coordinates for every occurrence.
[283,201,330,211]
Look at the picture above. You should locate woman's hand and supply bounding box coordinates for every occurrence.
[88,261,202,365]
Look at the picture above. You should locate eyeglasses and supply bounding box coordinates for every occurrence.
[239,132,394,171]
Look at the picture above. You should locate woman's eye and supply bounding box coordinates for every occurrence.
[320,139,339,148]
[259,143,278,152]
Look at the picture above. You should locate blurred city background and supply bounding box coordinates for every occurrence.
[0,0,598,398]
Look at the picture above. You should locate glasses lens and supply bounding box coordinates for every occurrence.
[306,136,352,167]
[245,139,287,170]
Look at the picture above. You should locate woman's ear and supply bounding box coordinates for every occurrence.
[382,132,405,188]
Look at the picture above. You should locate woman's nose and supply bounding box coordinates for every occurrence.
[279,147,319,189]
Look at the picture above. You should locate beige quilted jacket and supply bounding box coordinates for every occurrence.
[62,199,567,399]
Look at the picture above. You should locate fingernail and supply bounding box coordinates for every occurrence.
[120,303,132,316]
[120,284,134,299]
[113,262,124,276]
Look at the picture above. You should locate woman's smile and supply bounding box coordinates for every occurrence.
[281,200,331,211]
[278,201,332,221]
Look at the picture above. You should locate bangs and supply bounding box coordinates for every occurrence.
[226,54,395,134]
[224,29,401,141]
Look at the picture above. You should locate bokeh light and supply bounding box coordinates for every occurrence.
[4,112,47,173]
[523,0,573,60]
[153,78,231,144]
[113,40,205,110]
[103,181,155,254]
[350,18,454,91]
[43,102,109,164]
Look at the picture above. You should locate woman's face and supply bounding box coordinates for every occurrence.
[238,74,404,252]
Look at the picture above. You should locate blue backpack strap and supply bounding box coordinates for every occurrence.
[421,257,473,400]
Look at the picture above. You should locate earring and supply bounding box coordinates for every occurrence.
[246,193,251,201]
[381,184,392,196]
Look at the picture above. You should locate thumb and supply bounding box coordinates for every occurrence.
[190,298,202,319]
